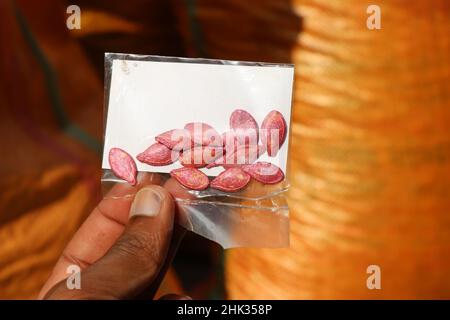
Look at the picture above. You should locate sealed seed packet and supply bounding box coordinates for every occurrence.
[102,53,294,248]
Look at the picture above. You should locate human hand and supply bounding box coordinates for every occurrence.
[38,173,188,300]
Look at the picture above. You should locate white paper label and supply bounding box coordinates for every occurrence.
[102,58,294,177]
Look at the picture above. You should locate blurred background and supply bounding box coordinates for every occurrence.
[0,0,449,299]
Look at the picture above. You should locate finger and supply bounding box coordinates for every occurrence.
[163,177,196,228]
[45,185,175,299]
[163,177,195,201]
[136,224,186,300]
[38,173,161,299]
[159,294,192,300]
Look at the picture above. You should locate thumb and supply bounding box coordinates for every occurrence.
[45,185,175,299]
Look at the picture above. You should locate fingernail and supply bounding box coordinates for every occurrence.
[130,187,164,217]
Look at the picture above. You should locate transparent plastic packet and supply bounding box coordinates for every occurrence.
[101,53,294,248]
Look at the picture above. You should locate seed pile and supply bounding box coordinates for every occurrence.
[108,109,287,191]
